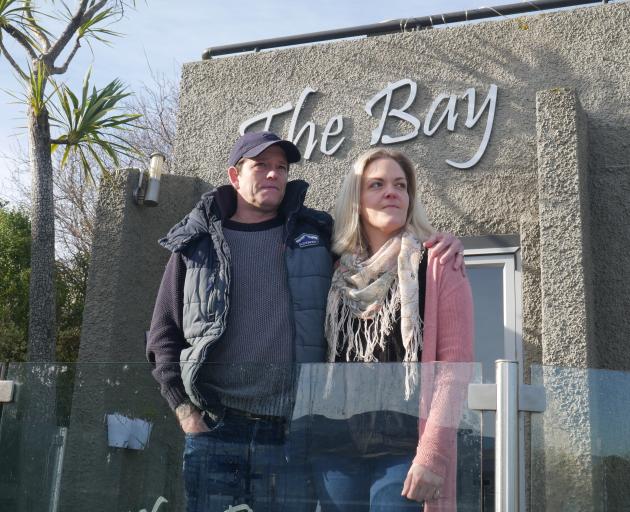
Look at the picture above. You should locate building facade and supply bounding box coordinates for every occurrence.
[49,3,630,511]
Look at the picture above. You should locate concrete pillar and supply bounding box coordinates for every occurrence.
[536,87,595,368]
[533,88,601,512]
[58,171,209,512]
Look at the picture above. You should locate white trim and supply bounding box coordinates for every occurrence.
[464,253,521,365]
[464,246,520,256]
[465,250,524,512]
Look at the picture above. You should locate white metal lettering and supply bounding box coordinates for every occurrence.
[445,84,498,169]
[423,93,459,136]
[237,82,499,169]
[364,79,420,145]
[239,103,293,135]
[288,87,318,159]
[320,115,345,156]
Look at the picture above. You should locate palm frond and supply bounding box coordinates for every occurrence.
[0,0,52,50]
[16,60,58,116]
[77,8,123,45]
[50,68,143,180]
[0,0,28,26]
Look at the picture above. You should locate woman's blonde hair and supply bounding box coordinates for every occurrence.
[332,148,435,255]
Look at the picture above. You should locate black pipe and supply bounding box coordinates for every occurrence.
[202,0,608,59]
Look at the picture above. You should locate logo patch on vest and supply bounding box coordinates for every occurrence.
[295,233,320,248]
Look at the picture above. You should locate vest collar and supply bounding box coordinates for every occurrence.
[206,180,309,221]
[160,180,309,252]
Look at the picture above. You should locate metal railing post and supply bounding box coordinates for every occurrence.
[496,360,519,512]
[468,360,545,511]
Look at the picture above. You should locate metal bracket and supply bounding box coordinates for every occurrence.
[468,383,546,412]
[520,384,546,412]
[468,383,497,411]
[0,380,15,403]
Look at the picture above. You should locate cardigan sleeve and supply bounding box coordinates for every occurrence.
[413,261,474,477]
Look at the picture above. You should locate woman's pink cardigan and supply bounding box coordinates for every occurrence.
[414,250,474,512]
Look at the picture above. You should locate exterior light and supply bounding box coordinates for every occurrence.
[144,152,166,207]
[132,152,166,207]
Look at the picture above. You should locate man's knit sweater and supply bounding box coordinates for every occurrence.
[147,215,296,415]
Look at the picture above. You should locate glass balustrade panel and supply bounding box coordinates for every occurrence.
[0,362,482,512]
[530,365,630,512]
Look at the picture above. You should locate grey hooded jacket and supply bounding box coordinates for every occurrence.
[159,180,333,409]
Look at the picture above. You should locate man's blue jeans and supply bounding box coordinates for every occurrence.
[183,412,315,512]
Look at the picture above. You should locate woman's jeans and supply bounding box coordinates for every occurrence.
[312,454,424,512]
[183,412,315,512]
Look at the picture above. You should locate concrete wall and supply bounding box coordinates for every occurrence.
[59,171,210,512]
[66,3,630,511]
[173,2,630,370]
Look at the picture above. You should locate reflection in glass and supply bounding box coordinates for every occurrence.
[467,265,506,510]
[531,366,630,511]
[0,363,481,512]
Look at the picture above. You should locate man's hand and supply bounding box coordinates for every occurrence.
[423,232,465,271]
[401,463,445,502]
[175,401,210,434]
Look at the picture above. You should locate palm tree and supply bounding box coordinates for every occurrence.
[0,0,140,361]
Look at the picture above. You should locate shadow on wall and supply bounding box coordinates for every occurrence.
[587,120,630,371]
[420,21,630,372]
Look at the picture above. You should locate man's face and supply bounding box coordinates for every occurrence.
[228,144,289,217]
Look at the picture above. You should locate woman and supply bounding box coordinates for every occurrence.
[317,148,474,511]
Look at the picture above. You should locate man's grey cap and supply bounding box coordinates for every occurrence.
[228,131,301,167]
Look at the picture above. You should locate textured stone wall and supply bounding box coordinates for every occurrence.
[536,88,595,368]
[173,2,630,369]
[68,3,630,511]
[60,171,210,512]
[531,88,600,510]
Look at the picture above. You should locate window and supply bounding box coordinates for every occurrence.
[463,235,522,511]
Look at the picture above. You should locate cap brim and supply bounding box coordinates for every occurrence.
[241,140,301,164]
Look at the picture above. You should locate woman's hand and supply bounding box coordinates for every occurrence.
[423,232,465,271]
[401,463,445,502]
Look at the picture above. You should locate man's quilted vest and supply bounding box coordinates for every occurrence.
[159,181,333,409]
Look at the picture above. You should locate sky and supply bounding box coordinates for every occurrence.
[0,0,588,204]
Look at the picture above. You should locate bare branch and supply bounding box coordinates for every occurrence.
[3,23,38,60]
[81,0,113,24]
[50,38,81,75]
[121,70,178,172]
[0,31,29,80]
[24,0,51,51]
[52,151,98,260]
[46,0,106,63]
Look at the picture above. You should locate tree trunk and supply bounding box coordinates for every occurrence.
[27,105,56,362]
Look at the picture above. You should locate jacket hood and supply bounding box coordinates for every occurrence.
[159,179,310,253]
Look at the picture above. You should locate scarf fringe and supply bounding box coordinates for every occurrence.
[326,280,402,363]
[325,230,425,400]
[325,273,422,401]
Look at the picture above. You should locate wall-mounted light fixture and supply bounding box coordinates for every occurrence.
[132,152,166,207]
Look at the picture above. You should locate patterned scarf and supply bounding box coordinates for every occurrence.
[326,229,425,367]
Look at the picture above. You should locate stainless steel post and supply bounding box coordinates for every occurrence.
[495,360,519,512]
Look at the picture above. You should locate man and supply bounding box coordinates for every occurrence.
[147,131,463,512]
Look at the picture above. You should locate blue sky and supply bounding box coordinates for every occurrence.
[0,0,540,202]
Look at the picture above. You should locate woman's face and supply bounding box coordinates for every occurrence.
[359,157,410,239]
